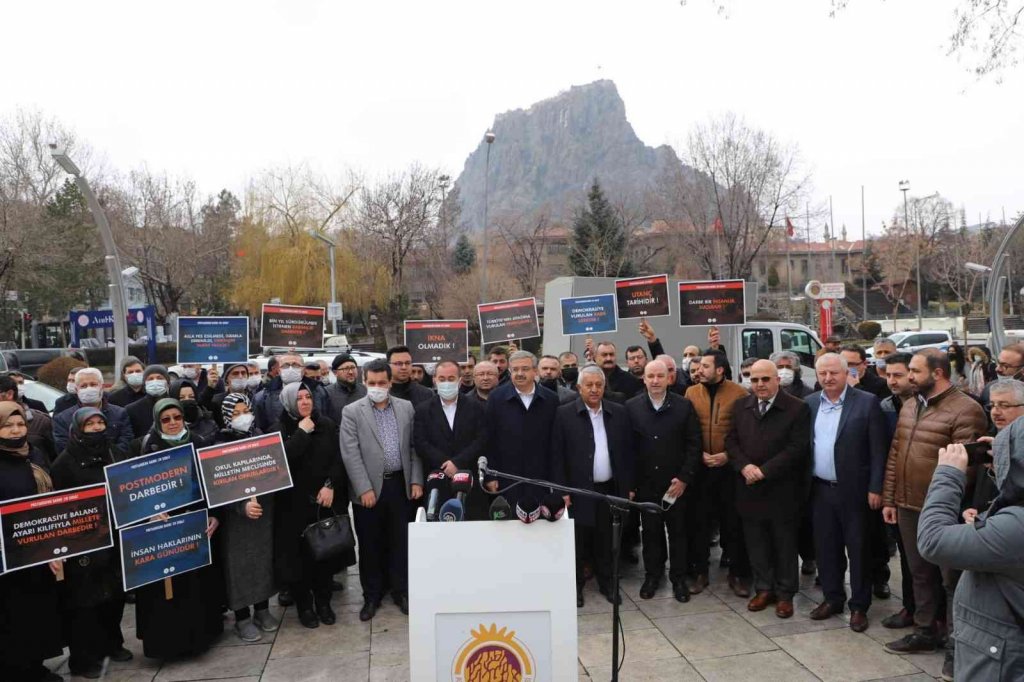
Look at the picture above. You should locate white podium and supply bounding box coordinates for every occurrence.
[408,516,579,681]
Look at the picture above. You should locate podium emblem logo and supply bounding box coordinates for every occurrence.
[452,623,535,682]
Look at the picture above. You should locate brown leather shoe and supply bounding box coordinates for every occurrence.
[775,600,794,618]
[809,601,843,621]
[688,573,709,595]
[850,610,869,632]
[747,591,777,612]
[728,575,750,598]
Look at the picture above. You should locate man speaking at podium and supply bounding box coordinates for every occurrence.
[483,351,559,506]
[551,364,635,607]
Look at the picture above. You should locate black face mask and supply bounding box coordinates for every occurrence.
[77,430,109,451]
[561,367,579,385]
[539,378,560,392]
[0,435,27,450]
[180,399,200,424]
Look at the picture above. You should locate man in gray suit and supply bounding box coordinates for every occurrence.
[340,359,424,621]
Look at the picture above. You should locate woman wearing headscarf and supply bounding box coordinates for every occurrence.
[130,398,224,660]
[50,408,131,678]
[215,393,279,642]
[169,379,218,442]
[272,382,354,629]
[917,421,1024,680]
[0,402,63,682]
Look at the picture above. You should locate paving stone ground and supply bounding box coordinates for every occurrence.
[45,546,945,681]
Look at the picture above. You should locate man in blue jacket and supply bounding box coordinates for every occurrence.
[52,367,133,453]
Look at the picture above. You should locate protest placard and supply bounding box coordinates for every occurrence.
[104,444,203,529]
[259,304,325,350]
[559,294,617,335]
[0,483,113,573]
[678,279,746,327]
[177,316,250,363]
[404,320,469,363]
[615,275,670,319]
[196,433,293,508]
[119,509,211,591]
[477,298,540,345]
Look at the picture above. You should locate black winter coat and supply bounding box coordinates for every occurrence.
[625,392,703,500]
[106,384,146,408]
[484,382,559,506]
[550,398,634,526]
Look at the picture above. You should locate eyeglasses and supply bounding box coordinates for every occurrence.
[990,402,1024,411]
[337,365,357,372]
[997,363,1023,371]
[391,361,412,367]
[749,377,773,384]
[280,362,302,369]
[160,414,184,424]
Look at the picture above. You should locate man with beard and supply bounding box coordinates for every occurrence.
[488,346,512,385]
[625,345,648,378]
[459,355,476,394]
[593,341,643,404]
[386,346,434,407]
[327,354,367,423]
[882,349,985,677]
[538,355,577,404]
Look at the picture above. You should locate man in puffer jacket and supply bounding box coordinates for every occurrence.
[917,420,1024,681]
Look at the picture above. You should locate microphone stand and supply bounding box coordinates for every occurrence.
[481,464,660,682]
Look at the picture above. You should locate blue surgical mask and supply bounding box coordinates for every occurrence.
[436,381,459,401]
[145,379,168,397]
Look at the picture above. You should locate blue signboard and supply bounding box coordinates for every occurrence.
[177,316,249,364]
[559,294,618,336]
[119,509,211,591]
[103,444,203,529]
[69,305,157,362]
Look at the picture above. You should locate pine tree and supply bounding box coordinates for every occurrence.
[569,179,634,277]
[451,233,476,275]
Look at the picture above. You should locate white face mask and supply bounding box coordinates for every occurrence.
[125,372,144,388]
[778,368,795,387]
[67,382,78,395]
[740,376,752,389]
[229,377,248,392]
[436,381,459,401]
[16,385,25,399]
[366,386,389,403]
[230,413,255,433]
[182,367,199,381]
[281,367,302,385]
[321,373,336,386]
[145,379,168,397]
[246,375,262,391]
[77,386,102,405]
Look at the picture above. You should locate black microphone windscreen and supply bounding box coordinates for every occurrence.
[515,496,540,524]
[439,498,464,522]
[489,495,511,521]
[539,492,566,522]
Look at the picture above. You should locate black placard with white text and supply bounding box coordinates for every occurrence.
[477,298,541,345]
[404,320,469,363]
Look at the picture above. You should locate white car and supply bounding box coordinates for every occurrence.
[22,379,65,414]
[866,330,952,358]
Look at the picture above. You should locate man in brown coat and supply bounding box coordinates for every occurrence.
[882,348,986,665]
[726,360,811,618]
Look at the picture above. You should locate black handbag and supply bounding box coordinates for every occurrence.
[301,504,355,562]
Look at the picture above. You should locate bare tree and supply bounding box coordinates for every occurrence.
[867,222,917,332]
[658,113,809,280]
[928,226,999,314]
[246,164,358,238]
[494,209,551,297]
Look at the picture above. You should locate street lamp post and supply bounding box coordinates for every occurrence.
[899,180,921,330]
[49,145,130,372]
[481,131,495,304]
[310,231,339,335]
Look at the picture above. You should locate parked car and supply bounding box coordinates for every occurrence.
[1,348,68,378]
[22,379,65,415]
[866,330,952,358]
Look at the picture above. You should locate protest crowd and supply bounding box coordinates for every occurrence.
[2,322,1024,681]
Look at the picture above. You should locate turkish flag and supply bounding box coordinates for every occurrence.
[713,217,723,233]
[786,217,795,237]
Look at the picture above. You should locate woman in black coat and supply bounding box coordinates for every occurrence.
[170,379,219,443]
[0,401,63,682]
[50,407,133,678]
[272,382,354,629]
[130,398,224,660]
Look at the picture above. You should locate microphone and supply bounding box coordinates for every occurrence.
[425,471,449,522]
[539,492,566,522]
[489,495,512,521]
[439,498,464,522]
[515,495,541,524]
[477,456,488,489]
[451,470,473,506]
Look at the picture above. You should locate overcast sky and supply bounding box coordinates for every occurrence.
[6,0,1020,238]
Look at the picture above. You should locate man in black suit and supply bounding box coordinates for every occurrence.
[587,340,643,404]
[806,353,888,632]
[841,345,891,400]
[483,351,559,507]
[551,364,634,607]
[726,360,810,620]
[413,359,488,519]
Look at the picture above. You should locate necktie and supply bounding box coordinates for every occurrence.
[759,400,769,416]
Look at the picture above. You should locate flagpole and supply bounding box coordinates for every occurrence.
[786,219,794,319]
[861,185,868,320]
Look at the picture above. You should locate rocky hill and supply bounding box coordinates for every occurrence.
[454,80,682,227]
